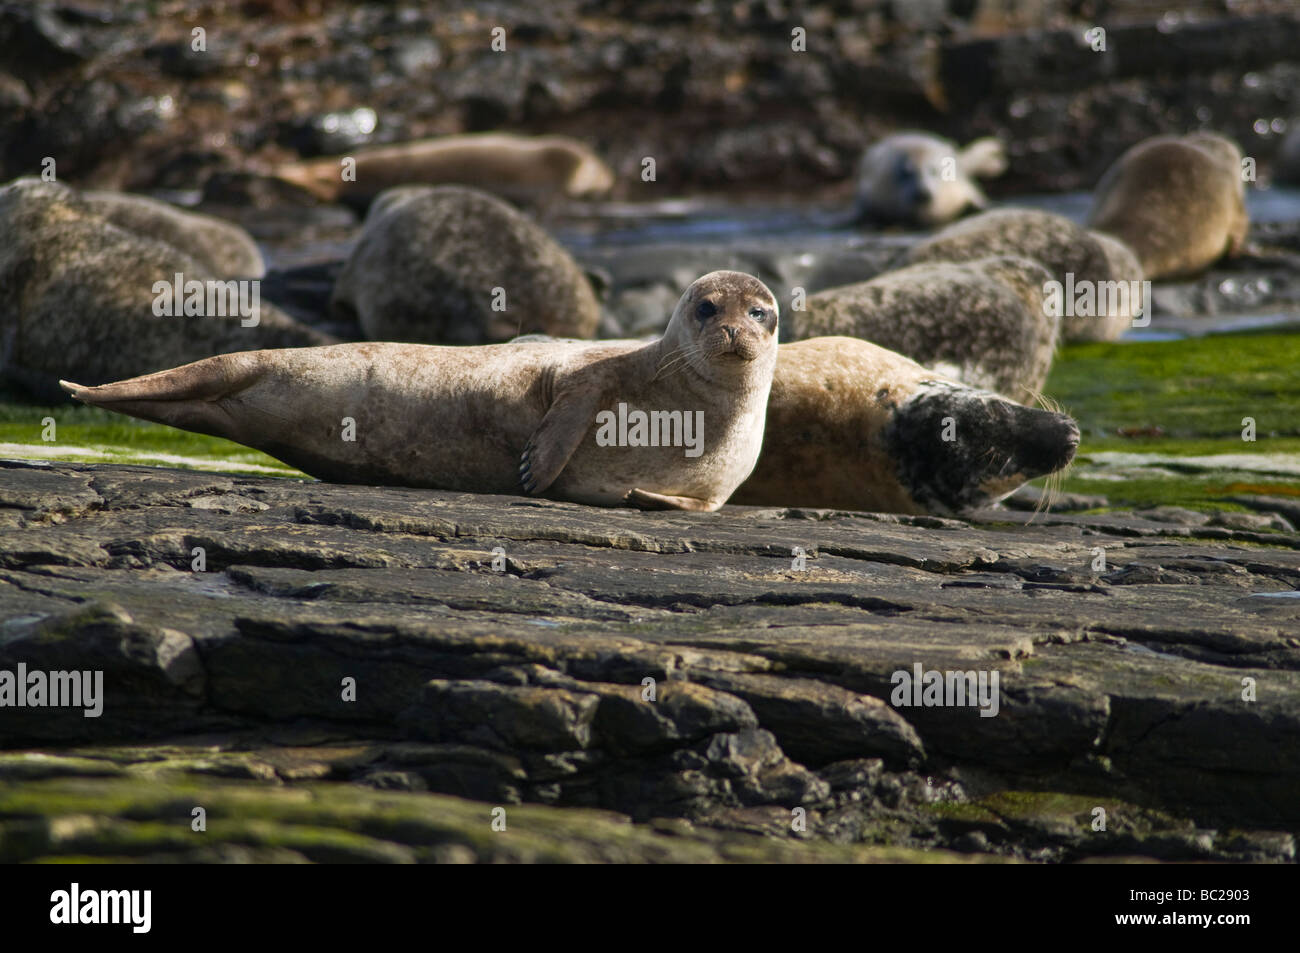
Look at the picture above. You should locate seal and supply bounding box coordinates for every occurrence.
[790,256,1058,402]
[0,177,330,402]
[274,133,615,209]
[331,185,601,345]
[60,271,779,512]
[907,207,1146,342]
[731,337,1080,515]
[854,133,1007,227]
[1086,132,1249,280]
[80,189,266,279]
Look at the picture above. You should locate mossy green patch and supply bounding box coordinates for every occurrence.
[0,385,302,477]
[1040,333,1300,509]
[1046,333,1300,448]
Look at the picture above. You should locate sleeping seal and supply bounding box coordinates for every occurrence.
[732,337,1080,516]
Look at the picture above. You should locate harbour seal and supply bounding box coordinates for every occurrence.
[1086,132,1249,280]
[732,337,1079,515]
[907,207,1145,342]
[789,256,1058,402]
[331,185,601,344]
[80,189,266,279]
[274,133,615,209]
[61,271,779,512]
[854,133,1007,227]
[0,177,331,401]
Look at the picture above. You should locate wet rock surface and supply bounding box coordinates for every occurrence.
[2,459,1297,862]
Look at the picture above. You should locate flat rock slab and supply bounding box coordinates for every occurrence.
[1,460,1297,863]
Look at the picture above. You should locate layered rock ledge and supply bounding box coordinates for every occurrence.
[1,460,1297,863]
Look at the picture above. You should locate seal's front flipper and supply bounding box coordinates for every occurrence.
[519,376,610,495]
[624,488,720,512]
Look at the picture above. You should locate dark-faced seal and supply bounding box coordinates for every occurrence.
[854,133,1007,227]
[331,185,601,345]
[274,133,615,209]
[62,272,779,511]
[789,256,1057,402]
[1086,132,1249,280]
[732,337,1079,515]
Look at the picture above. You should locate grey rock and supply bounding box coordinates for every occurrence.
[2,460,1299,859]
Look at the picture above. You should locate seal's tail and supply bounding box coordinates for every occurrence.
[60,353,265,440]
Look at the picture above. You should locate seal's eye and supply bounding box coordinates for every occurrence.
[696,300,717,320]
[748,307,767,321]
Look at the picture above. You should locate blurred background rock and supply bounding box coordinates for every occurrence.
[2,0,1297,200]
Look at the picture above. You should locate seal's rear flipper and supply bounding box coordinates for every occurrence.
[959,137,1007,179]
[59,354,266,441]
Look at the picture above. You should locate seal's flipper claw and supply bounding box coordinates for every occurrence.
[520,370,615,495]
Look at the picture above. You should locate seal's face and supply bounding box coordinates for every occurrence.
[672,270,779,372]
[883,380,1079,515]
[857,137,986,227]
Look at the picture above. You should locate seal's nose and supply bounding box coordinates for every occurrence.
[722,325,738,343]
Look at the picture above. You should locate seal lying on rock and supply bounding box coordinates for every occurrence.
[0,177,332,401]
[1086,132,1249,280]
[732,337,1079,515]
[80,189,266,279]
[274,133,615,208]
[62,272,779,512]
[331,185,601,345]
[907,208,1145,343]
[511,333,1080,515]
[854,133,1007,227]
[789,256,1058,402]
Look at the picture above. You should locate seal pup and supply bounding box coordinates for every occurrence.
[907,207,1145,342]
[274,133,615,209]
[733,337,1079,515]
[1086,132,1249,280]
[790,256,1058,402]
[331,185,601,345]
[854,133,1007,227]
[61,271,779,512]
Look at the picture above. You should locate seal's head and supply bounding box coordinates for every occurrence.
[883,379,1080,515]
[662,270,779,376]
[854,133,1006,227]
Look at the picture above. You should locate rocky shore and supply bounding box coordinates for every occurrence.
[2,459,1297,862]
[3,1,1297,201]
